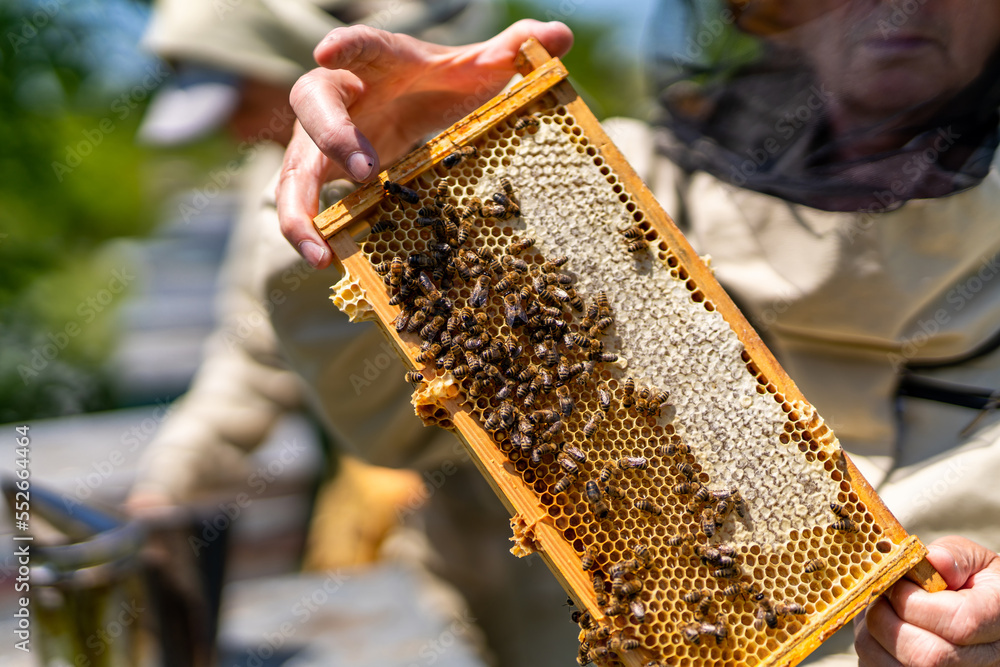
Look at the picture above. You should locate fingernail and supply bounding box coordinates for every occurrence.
[298,240,328,268]
[347,151,375,182]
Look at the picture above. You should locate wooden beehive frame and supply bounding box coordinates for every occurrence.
[314,39,946,667]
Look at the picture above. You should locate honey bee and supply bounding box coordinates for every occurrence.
[599,461,616,483]
[575,360,596,386]
[776,603,807,616]
[392,310,412,333]
[626,239,649,253]
[666,531,691,547]
[457,219,474,246]
[620,225,644,239]
[591,572,606,598]
[540,255,569,272]
[557,385,575,417]
[370,218,397,234]
[469,274,491,308]
[480,201,508,219]
[439,219,459,243]
[713,566,740,579]
[420,315,446,341]
[649,389,669,412]
[830,502,851,518]
[596,383,611,413]
[567,290,585,312]
[681,624,702,644]
[498,401,515,427]
[439,203,458,222]
[630,542,651,566]
[602,602,626,616]
[754,599,778,631]
[622,378,635,408]
[432,177,450,201]
[494,272,516,294]
[658,441,689,457]
[698,621,728,645]
[484,411,501,431]
[403,371,424,383]
[619,580,643,598]
[595,290,610,314]
[451,365,470,380]
[442,145,477,168]
[564,331,589,348]
[574,609,594,629]
[682,588,709,604]
[804,558,825,574]
[514,114,540,131]
[720,582,755,598]
[552,474,575,494]
[389,256,405,287]
[609,632,640,652]
[517,364,537,382]
[714,498,732,526]
[531,442,558,464]
[830,518,859,532]
[503,293,527,329]
[604,484,625,499]
[539,341,559,367]
[416,344,443,363]
[584,480,602,504]
[583,412,603,439]
[382,179,420,204]
[675,462,696,479]
[634,498,662,516]
[731,489,748,518]
[558,453,580,475]
[468,379,486,396]
[563,445,587,464]
[701,507,717,538]
[405,311,427,334]
[415,216,439,228]
[618,456,648,470]
[556,356,575,381]
[697,596,714,618]
[581,546,597,571]
[530,408,560,424]
[694,486,712,503]
[591,316,615,333]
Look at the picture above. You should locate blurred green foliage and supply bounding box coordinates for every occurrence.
[0,0,157,421]
[500,0,649,120]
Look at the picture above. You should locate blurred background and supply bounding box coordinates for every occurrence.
[0,0,665,664]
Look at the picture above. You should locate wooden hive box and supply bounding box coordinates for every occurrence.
[314,39,945,667]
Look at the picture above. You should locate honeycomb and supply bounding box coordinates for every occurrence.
[331,269,376,323]
[317,46,935,667]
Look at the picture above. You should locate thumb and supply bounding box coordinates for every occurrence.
[925,536,999,590]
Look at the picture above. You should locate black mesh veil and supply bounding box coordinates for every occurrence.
[646,0,1000,212]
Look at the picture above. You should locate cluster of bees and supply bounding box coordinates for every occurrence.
[619,225,649,254]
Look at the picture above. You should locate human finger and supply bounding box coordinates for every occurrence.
[314,20,573,74]
[277,121,337,268]
[888,578,1000,646]
[867,596,1000,666]
[855,610,905,667]
[289,68,380,184]
[925,536,1000,591]
[886,538,1000,645]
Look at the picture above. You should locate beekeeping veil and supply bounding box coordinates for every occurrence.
[648,0,1000,212]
